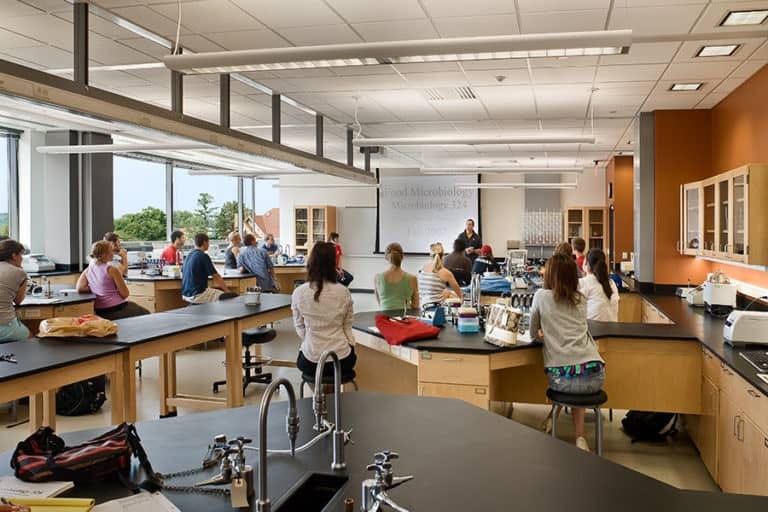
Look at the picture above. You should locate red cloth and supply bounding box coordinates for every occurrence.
[575,254,585,272]
[374,314,440,346]
[161,245,179,264]
[335,244,343,268]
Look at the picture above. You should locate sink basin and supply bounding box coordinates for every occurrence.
[273,473,349,512]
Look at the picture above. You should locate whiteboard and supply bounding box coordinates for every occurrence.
[339,206,377,256]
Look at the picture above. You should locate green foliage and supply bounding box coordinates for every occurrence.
[195,192,217,234]
[172,209,208,236]
[0,224,8,237]
[214,201,253,240]
[114,206,166,241]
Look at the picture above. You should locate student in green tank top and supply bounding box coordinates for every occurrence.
[374,242,419,311]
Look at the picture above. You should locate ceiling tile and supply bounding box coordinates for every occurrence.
[663,60,740,80]
[4,1,46,17]
[623,0,707,5]
[277,24,362,45]
[529,56,599,68]
[520,9,609,33]
[324,0,427,23]
[674,37,767,62]
[204,30,290,51]
[88,70,151,89]
[753,41,768,59]
[392,62,461,73]
[465,68,531,86]
[399,71,468,87]
[1,45,73,68]
[353,19,439,42]
[713,76,748,94]
[693,1,768,33]
[432,14,519,37]
[18,0,71,12]
[330,65,400,77]
[111,6,193,39]
[230,0,342,28]
[731,59,768,78]
[473,85,538,119]
[0,28,38,50]
[609,5,706,34]
[150,0,264,33]
[593,81,656,96]
[532,66,596,84]
[460,58,529,71]
[696,92,728,109]
[517,0,609,12]
[601,42,681,65]
[596,64,667,82]
[0,13,73,50]
[420,0,517,17]
[117,37,172,59]
[54,10,138,40]
[89,34,160,65]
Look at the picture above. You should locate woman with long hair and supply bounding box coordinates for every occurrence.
[530,253,605,452]
[579,248,619,321]
[418,242,463,305]
[0,239,31,342]
[375,242,419,311]
[292,241,356,376]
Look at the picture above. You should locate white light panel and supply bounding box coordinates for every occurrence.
[721,10,768,26]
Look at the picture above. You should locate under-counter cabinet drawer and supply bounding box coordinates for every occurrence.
[55,302,93,317]
[127,281,154,297]
[701,348,720,387]
[418,353,490,386]
[419,382,490,410]
[742,416,768,496]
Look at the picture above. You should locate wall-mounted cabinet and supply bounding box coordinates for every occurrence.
[679,164,768,265]
[294,205,337,254]
[564,207,607,252]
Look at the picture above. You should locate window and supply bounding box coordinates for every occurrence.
[112,156,167,242]
[172,167,238,241]
[0,136,9,237]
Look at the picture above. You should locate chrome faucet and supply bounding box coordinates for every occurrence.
[362,451,414,512]
[313,350,346,470]
[257,378,300,512]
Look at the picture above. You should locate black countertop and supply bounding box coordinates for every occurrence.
[0,339,126,382]
[2,392,765,511]
[125,271,257,282]
[18,285,95,307]
[165,294,292,320]
[26,270,78,278]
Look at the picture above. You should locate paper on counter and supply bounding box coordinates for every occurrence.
[0,475,74,498]
[91,492,180,512]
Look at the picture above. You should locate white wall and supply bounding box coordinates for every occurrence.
[480,173,525,254]
[18,130,46,252]
[561,169,606,208]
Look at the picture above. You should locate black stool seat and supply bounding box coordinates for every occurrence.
[243,327,277,346]
[301,370,357,385]
[546,389,607,407]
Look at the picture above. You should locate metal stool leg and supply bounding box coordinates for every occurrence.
[595,407,603,457]
[550,403,558,439]
[299,380,306,399]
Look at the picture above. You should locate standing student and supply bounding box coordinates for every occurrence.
[103,232,128,276]
[418,242,463,305]
[579,248,619,322]
[181,233,234,304]
[224,231,242,270]
[530,253,605,452]
[161,230,186,265]
[328,232,353,287]
[292,241,356,377]
[238,234,279,291]
[374,242,419,311]
[457,218,482,261]
[77,241,150,320]
[0,239,30,342]
[572,237,586,275]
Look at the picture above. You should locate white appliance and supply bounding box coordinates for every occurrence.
[127,251,146,267]
[619,261,634,273]
[22,254,56,272]
[162,265,181,278]
[686,287,705,307]
[703,281,737,313]
[724,311,768,346]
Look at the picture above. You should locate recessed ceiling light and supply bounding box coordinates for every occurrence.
[720,10,768,26]
[670,83,703,91]
[696,44,740,57]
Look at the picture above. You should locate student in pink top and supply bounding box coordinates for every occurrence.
[76,241,149,320]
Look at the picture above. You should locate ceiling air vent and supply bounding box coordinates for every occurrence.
[424,87,477,101]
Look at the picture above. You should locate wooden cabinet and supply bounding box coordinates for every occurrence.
[742,416,768,496]
[564,207,607,251]
[419,382,489,410]
[718,390,742,493]
[698,376,719,480]
[680,164,768,264]
[294,205,336,254]
[417,352,490,410]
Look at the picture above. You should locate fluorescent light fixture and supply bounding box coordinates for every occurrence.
[670,83,703,91]
[163,30,632,74]
[696,45,740,58]
[47,62,166,74]
[354,135,596,147]
[36,143,214,154]
[720,10,768,26]
[455,182,578,190]
[272,184,378,189]
[421,167,584,175]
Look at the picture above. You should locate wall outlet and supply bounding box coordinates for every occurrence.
[622,252,628,260]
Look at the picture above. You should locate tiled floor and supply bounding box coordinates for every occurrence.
[0,292,718,492]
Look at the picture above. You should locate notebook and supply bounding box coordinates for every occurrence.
[0,476,74,498]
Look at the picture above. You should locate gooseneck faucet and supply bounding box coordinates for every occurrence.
[257,377,300,512]
[313,350,346,470]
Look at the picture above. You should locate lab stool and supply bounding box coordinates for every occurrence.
[299,370,358,398]
[546,388,608,456]
[212,327,276,395]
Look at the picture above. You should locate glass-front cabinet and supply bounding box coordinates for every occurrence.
[732,171,747,261]
[293,205,337,254]
[682,183,702,255]
[703,181,716,256]
[716,176,730,256]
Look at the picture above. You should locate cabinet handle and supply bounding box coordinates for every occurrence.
[440,358,464,362]
[747,389,760,399]
[764,438,768,449]
[734,415,739,437]
[738,418,745,442]
[676,240,681,252]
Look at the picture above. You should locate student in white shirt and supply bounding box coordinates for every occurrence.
[579,248,619,322]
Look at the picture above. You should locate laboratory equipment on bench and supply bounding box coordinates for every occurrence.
[22,254,56,272]
[703,271,737,316]
[724,310,768,346]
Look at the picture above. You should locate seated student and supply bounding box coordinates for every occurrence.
[0,239,31,342]
[472,245,501,274]
[224,231,242,270]
[292,241,356,377]
[103,232,128,276]
[181,233,234,304]
[262,234,279,257]
[161,230,186,265]
[375,242,419,311]
[77,241,150,320]
[572,237,587,276]
[530,253,605,452]
[442,238,473,286]
[418,242,463,305]
[579,248,619,322]
[237,234,278,291]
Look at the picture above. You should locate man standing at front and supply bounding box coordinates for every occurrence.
[457,218,482,262]
[237,234,279,291]
[181,233,233,303]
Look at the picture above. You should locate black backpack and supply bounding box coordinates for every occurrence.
[56,375,107,416]
[621,411,678,443]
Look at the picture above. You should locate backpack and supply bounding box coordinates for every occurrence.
[621,411,678,443]
[56,375,107,416]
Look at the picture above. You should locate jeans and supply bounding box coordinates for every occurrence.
[0,317,30,343]
[547,366,605,394]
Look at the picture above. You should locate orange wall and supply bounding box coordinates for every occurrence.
[606,155,634,266]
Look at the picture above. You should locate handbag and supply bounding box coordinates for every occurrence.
[374,314,440,345]
[11,423,161,491]
[37,315,118,338]
[484,304,523,347]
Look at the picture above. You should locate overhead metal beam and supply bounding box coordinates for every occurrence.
[73,1,88,86]
[364,148,371,172]
[315,114,323,157]
[272,93,281,144]
[347,128,353,167]
[220,73,230,129]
